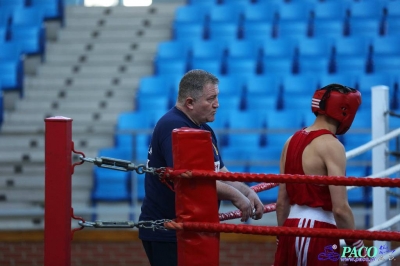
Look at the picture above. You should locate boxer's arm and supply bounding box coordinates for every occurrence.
[322,138,356,230]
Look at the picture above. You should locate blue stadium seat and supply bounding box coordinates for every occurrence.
[347,187,365,205]
[137,75,173,98]
[136,96,170,112]
[348,108,371,130]
[348,1,385,19]
[297,37,334,60]
[261,57,294,76]
[220,145,252,162]
[334,56,369,75]
[0,26,6,42]
[282,74,319,96]
[243,2,277,23]
[245,94,278,112]
[276,2,313,21]
[227,133,263,148]
[297,57,331,75]
[10,25,45,56]
[155,58,187,76]
[173,22,204,42]
[241,21,274,42]
[10,7,46,57]
[311,19,345,38]
[218,75,245,96]
[348,18,382,38]
[248,146,282,164]
[135,174,145,201]
[311,1,347,21]
[276,20,310,39]
[245,74,281,96]
[209,4,244,24]
[372,55,400,74]
[225,57,258,77]
[189,58,223,76]
[0,0,26,9]
[226,39,261,60]
[91,168,131,201]
[174,5,209,25]
[222,0,252,5]
[114,132,150,162]
[333,36,372,59]
[266,109,304,130]
[281,94,311,112]
[0,42,24,95]
[190,39,226,64]
[188,0,217,6]
[0,9,12,26]
[207,21,239,44]
[98,146,134,159]
[217,94,243,113]
[226,110,265,129]
[261,37,297,59]
[155,40,190,62]
[31,0,64,24]
[296,38,334,74]
[384,1,400,18]
[318,73,358,89]
[117,110,160,132]
[344,134,372,162]
[371,35,400,58]
[357,73,394,95]
[385,17,400,36]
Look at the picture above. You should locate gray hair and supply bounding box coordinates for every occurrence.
[177,69,219,103]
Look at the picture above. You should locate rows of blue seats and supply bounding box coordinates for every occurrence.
[173,1,400,40]
[155,35,400,79]
[95,0,400,205]
[0,0,64,126]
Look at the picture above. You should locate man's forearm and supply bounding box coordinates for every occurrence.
[221,181,252,196]
[216,181,243,200]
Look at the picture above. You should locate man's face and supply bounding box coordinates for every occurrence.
[191,83,219,125]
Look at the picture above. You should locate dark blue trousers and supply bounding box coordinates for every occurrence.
[142,240,177,266]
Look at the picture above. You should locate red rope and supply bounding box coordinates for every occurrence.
[250,182,279,192]
[161,169,400,188]
[164,221,400,241]
[219,203,276,221]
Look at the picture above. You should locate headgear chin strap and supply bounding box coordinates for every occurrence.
[311,84,362,135]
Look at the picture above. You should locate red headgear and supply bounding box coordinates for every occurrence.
[311,84,361,135]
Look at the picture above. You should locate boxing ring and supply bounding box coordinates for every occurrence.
[44,86,400,266]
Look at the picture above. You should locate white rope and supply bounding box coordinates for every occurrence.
[367,213,400,231]
[345,128,400,160]
[347,163,400,191]
[369,247,400,266]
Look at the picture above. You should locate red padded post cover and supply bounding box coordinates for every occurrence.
[172,127,220,266]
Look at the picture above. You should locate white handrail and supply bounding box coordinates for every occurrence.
[346,128,400,160]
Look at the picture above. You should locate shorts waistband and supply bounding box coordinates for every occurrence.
[288,204,336,226]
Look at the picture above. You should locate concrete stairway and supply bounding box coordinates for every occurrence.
[0,3,182,229]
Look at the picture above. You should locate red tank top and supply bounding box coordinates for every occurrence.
[285,129,336,211]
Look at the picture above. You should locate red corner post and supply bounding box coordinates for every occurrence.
[44,116,73,266]
[172,128,220,266]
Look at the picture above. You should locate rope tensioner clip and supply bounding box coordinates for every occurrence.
[79,155,159,175]
[78,219,172,231]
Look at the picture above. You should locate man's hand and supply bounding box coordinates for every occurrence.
[246,189,264,220]
[230,192,253,222]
